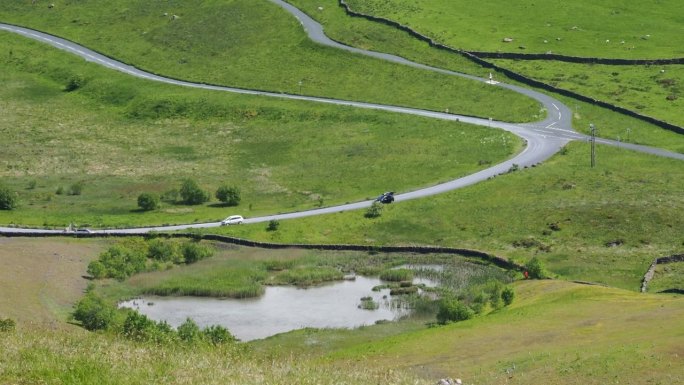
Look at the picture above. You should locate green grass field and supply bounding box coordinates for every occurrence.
[345,0,684,58]
[2,1,684,384]
[0,0,539,121]
[209,141,684,290]
[288,0,684,152]
[495,60,684,127]
[0,32,523,228]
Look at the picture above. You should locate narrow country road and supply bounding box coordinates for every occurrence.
[0,0,682,234]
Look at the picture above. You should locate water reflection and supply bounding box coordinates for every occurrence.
[120,276,415,341]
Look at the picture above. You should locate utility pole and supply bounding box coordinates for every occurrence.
[590,123,596,168]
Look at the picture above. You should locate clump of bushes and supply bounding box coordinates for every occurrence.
[436,281,516,324]
[87,238,215,281]
[73,292,236,344]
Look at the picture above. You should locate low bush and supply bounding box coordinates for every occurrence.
[87,245,147,281]
[0,186,18,210]
[215,185,241,206]
[525,257,549,279]
[181,241,214,264]
[72,292,115,331]
[179,179,209,205]
[137,192,160,211]
[68,182,84,196]
[267,220,280,232]
[147,238,180,263]
[437,298,474,324]
[501,286,515,306]
[0,318,16,332]
[364,201,383,218]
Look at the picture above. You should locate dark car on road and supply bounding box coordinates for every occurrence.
[375,191,395,204]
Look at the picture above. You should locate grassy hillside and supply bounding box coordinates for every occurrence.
[0,32,522,228]
[331,280,684,385]
[0,0,540,121]
[210,141,684,290]
[345,0,684,58]
[495,60,684,127]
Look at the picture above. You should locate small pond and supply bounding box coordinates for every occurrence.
[119,275,436,341]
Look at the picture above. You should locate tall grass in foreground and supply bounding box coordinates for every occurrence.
[0,328,428,385]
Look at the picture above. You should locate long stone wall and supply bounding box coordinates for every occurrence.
[0,231,524,271]
[335,0,684,135]
[640,254,684,293]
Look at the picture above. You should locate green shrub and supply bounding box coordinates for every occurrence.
[437,298,474,324]
[203,325,237,345]
[90,245,147,281]
[502,286,515,306]
[64,75,85,92]
[55,186,64,195]
[179,179,209,205]
[86,260,107,279]
[215,185,241,206]
[364,201,383,218]
[0,186,18,210]
[0,318,16,332]
[525,257,549,279]
[122,312,175,344]
[72,293,115,331]
[266,219,280,232]
[181,241,214,264]
[137,192,160,211]
[177,318,202,343]
[68,182,84,196]
[148,239,180,262]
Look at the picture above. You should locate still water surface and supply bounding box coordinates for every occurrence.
[120,276,415,341]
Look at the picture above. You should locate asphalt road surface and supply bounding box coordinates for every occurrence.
[0,0,682,234]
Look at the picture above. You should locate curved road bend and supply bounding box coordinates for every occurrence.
[1,0,683,234]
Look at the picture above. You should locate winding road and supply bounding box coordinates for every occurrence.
[1,0,683,234]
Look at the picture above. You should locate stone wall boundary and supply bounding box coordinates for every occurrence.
[640,254,684,293]
[0,231,524,271]
[335,0,684,135]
